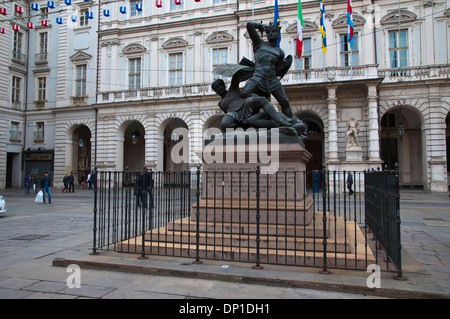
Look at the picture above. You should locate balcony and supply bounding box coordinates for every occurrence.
[34,131,44,142]
[71,96,87,106]
[35,100,46,109]
[378,64,450,82]
[35,52,48,65]
[12,50,26,65]
[9,130,22,142]
[96,64,449,104]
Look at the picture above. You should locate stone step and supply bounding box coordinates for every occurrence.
[143,229,350,253]
[167,211,330,238]
[116,237,375,269]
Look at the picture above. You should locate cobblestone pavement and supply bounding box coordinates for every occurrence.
[0,187,448,300]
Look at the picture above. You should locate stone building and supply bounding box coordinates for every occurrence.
[0,0,449,191]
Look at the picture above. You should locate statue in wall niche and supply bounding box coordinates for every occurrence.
[346,115,360,148]
[212,21,307,140]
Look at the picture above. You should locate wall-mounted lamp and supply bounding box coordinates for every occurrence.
[78,138,84,148]
[397,122,405,137]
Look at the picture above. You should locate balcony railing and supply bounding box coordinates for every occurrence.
[71,96,87,106]
[378,64,450,82]
[12,50,26,65]
[96,64,449,104]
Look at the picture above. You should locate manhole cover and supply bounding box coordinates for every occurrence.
[11,234,49,241]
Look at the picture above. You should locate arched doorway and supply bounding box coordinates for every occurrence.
[72,125,92,181]
[296,113,324,187]
[162,118,189,172]
[203,114,224,147]
[123,121,145,171]
[380,106,424,188]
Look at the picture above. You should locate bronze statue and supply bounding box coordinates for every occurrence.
[211,20,307,140]
[240,22,294,118]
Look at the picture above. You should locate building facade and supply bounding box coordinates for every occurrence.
[0,0,449,192]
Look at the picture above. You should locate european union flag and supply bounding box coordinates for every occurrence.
[274,0,280,47]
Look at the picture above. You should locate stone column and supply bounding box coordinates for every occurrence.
[367,84,381,164]
[327,86,339,163]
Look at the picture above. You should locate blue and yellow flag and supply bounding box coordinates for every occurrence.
[320,0,327,53]
[274,0,281,47]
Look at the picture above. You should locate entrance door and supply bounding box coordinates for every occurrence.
[381,138,398,170]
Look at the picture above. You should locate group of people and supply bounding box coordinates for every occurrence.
[24,170,97,204]
[24,171,53,204]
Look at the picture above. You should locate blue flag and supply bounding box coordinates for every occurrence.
[274,0,280,47]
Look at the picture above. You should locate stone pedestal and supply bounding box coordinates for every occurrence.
[194,129,314,225]
[345,145,363,162]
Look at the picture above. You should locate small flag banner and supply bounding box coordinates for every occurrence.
[103,9,110,17]
[47,1,55,9]
[136,3,143,11]
[0,8,6,15]
[31,3,40,11]
[0,27,5,34]
[65,0,72,5]
[27,22,34,29]
[175,0,181,5]
[347,0,354,47]
[120,6,127,14]
[296,0,304,59]
[156,0,162,7]
[41,20,49,27]
[274,0,280,47]
[320,0,327,53]
[56,17,63,24]
[12,24,19,31]
[15,5,24,14]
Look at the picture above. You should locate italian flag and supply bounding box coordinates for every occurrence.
[296,0,304,59]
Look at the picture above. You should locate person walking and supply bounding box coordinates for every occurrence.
[24,173,32,194]
[346,171,354,195]
[68,172,75,193]
[62,174,69,193]
[40,172,53,204]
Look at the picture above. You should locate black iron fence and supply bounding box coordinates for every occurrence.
[92,167,403,277]
[365,168,405,280]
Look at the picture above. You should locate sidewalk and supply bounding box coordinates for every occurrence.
[0,187,449,299]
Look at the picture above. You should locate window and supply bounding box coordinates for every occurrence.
[35,122,45,141]
[169,53,183,86]
[129,58,141,89]
[10,121,20,141]
[11,76,21,105]
[40,7,48,20]
[389,30,408,68]
[13,31,23,60]
[37,32,48,62]
[294,38,312,70]
[340,33,358,66]
[76,65,87,96]
[38,77,46,101]
[213,48,228,80]
[171,0,183,10]
[80,9,89,26]
[131,1,143,17]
